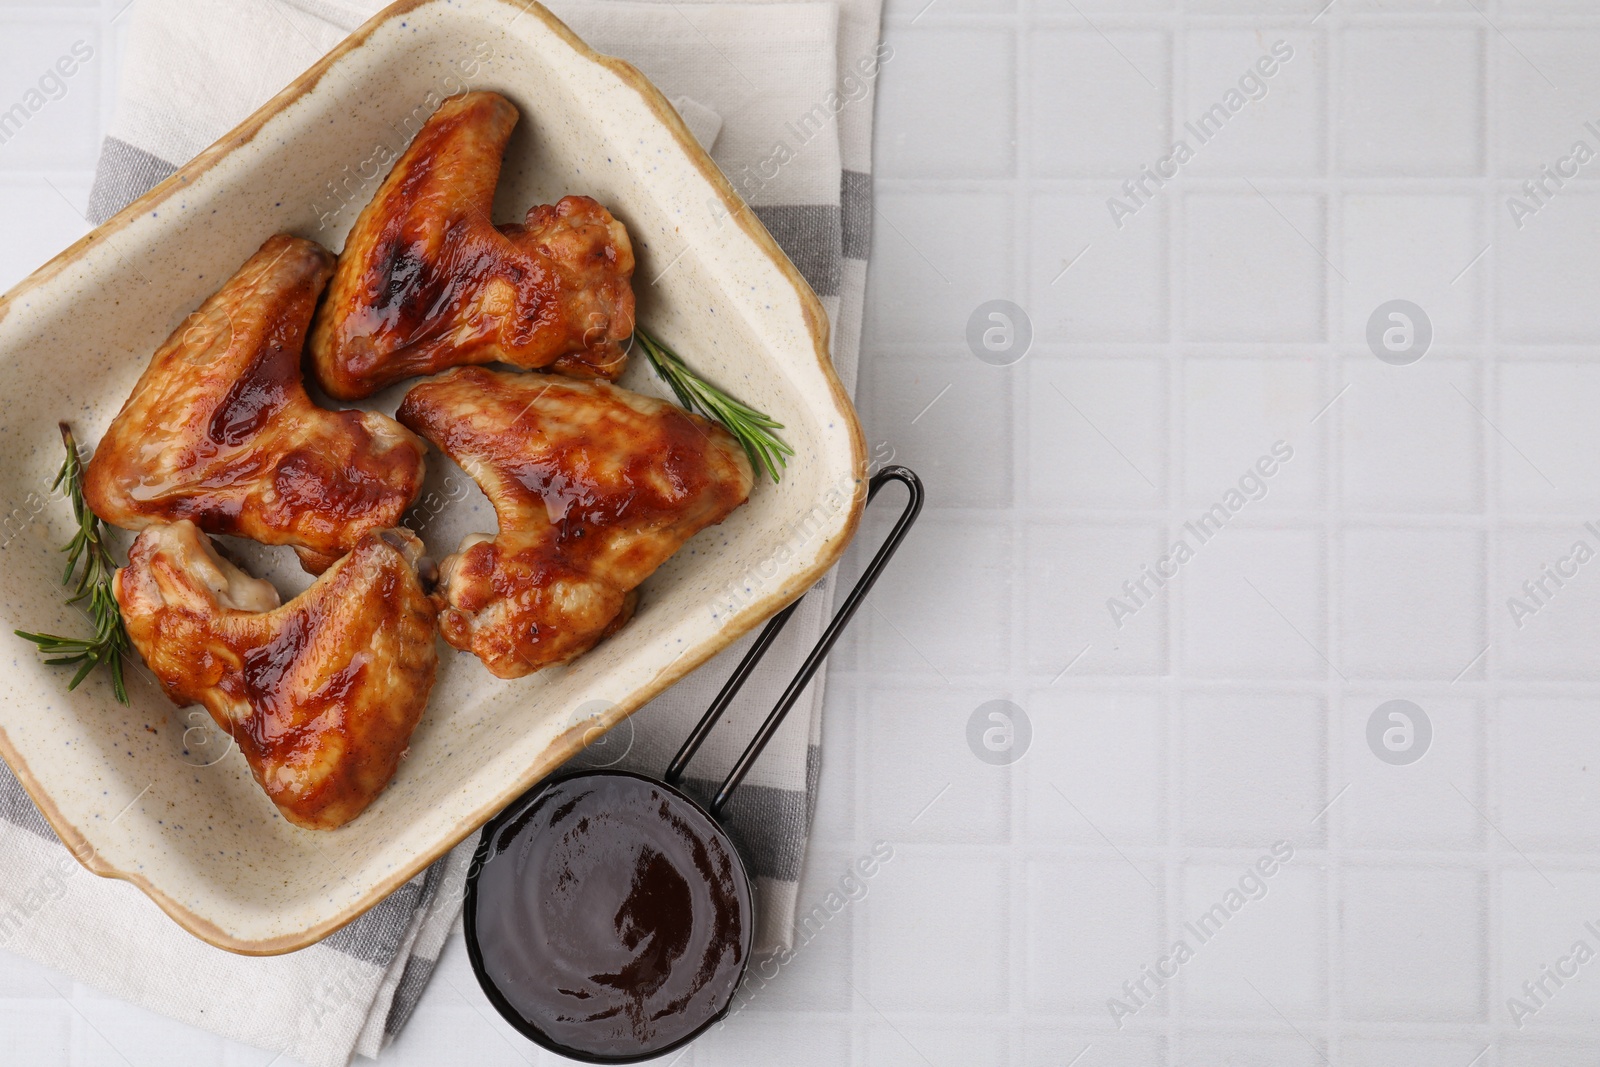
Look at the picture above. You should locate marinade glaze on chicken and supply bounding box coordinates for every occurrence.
[397,368,753,679]
[84,234,427,574]
[114,521,438,830]
[309,91,637,400]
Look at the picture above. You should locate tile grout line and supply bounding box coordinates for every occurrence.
[1163,8,1185,1059]
[1478,10,1502,1050]
[1321,16,1343,1059]
[1009,1,1028,1056]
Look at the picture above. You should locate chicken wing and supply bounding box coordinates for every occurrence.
[84,234,428,574]
[396,368,752,679]
[309,91,636,400]
[114,521,438,830]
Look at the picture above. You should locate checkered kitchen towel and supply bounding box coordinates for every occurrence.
[0,0,886,1064]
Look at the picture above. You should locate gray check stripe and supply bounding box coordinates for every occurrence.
[678,772,813,883]
[382,952,437,1036]
[803,741,821,829]
[753,204,842,297]
[841,169,872,261]
[0,760,60,844]
[320,877,426,965]
[87,136,178,225]
[81,138,864,291]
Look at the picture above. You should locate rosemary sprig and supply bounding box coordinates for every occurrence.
[15,423,130,704]
[634,327,794,484]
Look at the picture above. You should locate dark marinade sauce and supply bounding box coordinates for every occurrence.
[474,773,752,1058]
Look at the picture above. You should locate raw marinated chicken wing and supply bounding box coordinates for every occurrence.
[84,235,428,574]
[114,521,438,830]
[310,91,636,400]
[396,367,752,679]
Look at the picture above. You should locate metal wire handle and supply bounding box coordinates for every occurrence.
[664,466,924,817]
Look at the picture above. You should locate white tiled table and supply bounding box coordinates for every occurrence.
[9,0,1600,1063]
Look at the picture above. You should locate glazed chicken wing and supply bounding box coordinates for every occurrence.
[114,521,438,830]
[84,234,428,574]
[309,91,636,400]
[396,368,752,679]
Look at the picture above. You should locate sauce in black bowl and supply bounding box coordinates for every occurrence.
[465,771,754,1062]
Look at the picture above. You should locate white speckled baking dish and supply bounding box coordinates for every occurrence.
[0,0,864,954]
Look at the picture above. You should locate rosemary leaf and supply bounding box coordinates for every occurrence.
[634,327,794,484]
[15,423,131,705]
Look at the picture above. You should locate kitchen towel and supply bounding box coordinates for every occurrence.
[0,0,886,1064]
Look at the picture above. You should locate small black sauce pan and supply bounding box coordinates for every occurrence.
[463,467,923,1062]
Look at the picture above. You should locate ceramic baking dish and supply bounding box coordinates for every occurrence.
[0,0,864,953]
